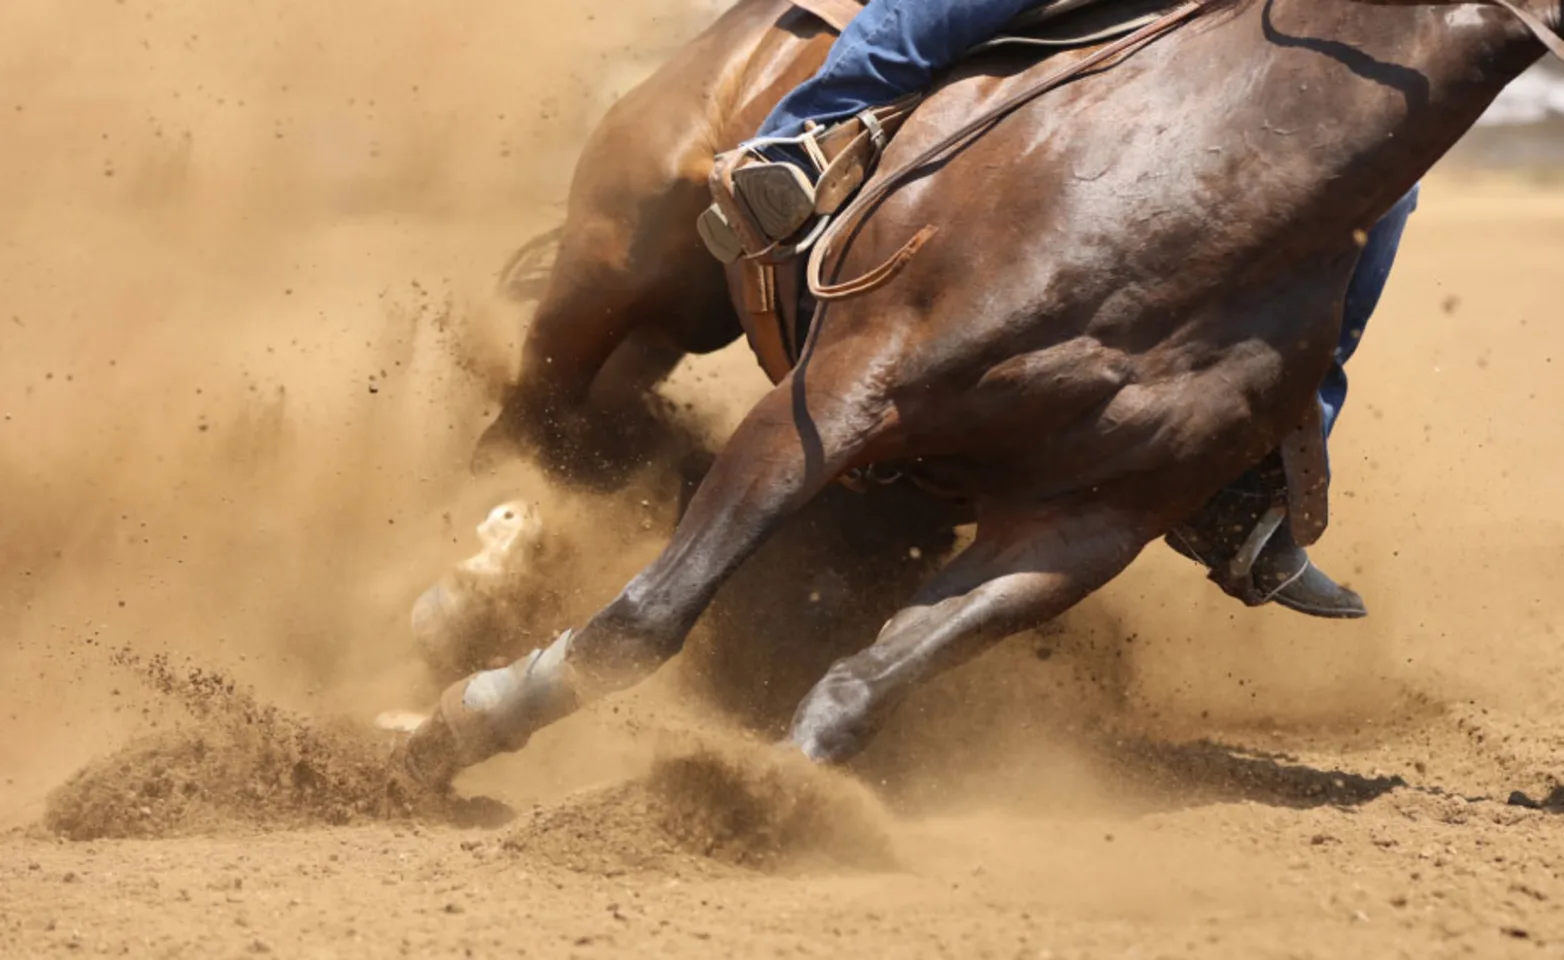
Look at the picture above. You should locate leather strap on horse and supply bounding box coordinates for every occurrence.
[810,96,921,217]
[805,1,1209,303]
[1279,401,1329,548]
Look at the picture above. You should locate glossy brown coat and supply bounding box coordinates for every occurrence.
[466,0,1552,763]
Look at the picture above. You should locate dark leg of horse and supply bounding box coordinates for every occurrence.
[397,367,891,785]
[786,497,1147,762]
[473,237,737,487]
[566,381,880,682]
[471,100,739,487]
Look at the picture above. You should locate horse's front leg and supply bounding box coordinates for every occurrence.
[787,495,1151,763]
[396,367,892,787]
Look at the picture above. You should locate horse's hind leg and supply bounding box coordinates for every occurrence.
[474,92,740,488]
[786,496,1150,763]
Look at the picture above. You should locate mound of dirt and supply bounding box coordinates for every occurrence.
[43,723,388,841]
[503,741,896,875]
[41,652,505,840]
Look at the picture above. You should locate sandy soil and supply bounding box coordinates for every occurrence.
[3,2,1563,958]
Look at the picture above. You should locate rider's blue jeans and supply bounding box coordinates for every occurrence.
[757,0,1040,139]
[1324,183,1419,440]
[756,0,1416,444]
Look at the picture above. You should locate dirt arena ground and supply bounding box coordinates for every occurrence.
[3,2,1564,958]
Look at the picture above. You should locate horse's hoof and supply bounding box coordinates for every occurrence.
[394,632,580,788]
[387,684,484,791]
[408,500,547,682]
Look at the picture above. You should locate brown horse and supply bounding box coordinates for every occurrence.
[394,0,1561,786]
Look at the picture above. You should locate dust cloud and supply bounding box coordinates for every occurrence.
[3,1,1564,956]
[0,0,721,825]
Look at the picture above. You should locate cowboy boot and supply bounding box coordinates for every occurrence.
[1166,458,1366,619]
[700,99,920,263]
[698,137,824,263]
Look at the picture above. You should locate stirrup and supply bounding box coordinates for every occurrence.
[698,101,921,263]
[698,101,920,264]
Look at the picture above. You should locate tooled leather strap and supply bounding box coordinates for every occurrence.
[811,99,919,214]
[1279,401,1329,548]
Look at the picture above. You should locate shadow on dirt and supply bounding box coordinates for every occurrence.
[1506,785,1564,812]
[1096,736,1407,811]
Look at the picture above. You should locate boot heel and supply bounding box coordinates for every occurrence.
[732,162,817,241]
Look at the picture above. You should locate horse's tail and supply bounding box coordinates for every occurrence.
[496,225,563,304]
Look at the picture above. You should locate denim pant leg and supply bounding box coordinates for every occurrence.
[1320,184,1420,442]
[756,0,1041,139]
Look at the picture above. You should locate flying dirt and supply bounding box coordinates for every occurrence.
[1,1,1562,957]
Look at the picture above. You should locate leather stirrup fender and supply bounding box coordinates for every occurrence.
[1279,402,1329,548]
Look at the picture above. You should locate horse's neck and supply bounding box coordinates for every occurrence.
[1369,0,1543,97]
[1288,0,1544,217]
